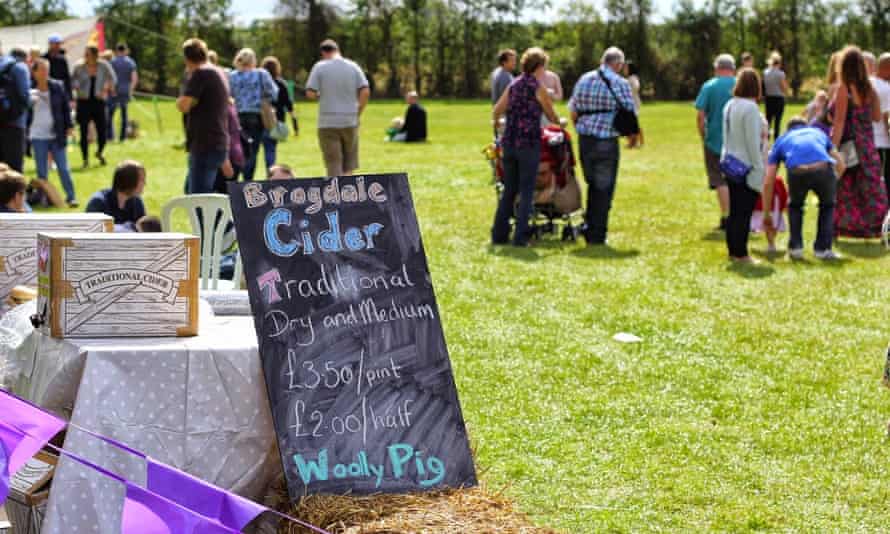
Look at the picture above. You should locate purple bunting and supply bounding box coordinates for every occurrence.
[121,483,240,534]
[0,391,66,476]
[146,459,266,530]
[0,435,9,504]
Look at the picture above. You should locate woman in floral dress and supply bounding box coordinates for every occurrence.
[830,46,887,238]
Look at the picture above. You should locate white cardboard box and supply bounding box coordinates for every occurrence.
[0,214,112,305]
[35,232,200,338]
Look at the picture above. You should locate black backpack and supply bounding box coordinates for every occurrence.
[0,61,26,125]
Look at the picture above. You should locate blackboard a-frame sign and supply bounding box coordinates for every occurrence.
[229,174,477,498]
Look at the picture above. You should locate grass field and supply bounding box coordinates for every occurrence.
[25,98,890,532]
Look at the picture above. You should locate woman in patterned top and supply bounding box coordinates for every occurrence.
[228,48,279,181]
[491,47,560,247]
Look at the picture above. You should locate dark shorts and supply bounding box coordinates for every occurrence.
[704,147,725,189]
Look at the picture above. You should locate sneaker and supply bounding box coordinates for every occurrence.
[814,249,841,260]
[788,248,804,260]
[767,243,778,254]
[66,200,79,208]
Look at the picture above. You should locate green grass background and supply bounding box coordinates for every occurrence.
[25,99,890,532]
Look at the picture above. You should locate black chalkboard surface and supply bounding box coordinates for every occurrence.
[229,174,477,498]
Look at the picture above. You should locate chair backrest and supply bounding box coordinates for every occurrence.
[160,194,242,291]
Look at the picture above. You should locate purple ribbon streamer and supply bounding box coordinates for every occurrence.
[0,390,66,475]
[145,459,267,531]
[121,482,241,534]
[0,437,9,504]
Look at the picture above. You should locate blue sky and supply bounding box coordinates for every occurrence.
[66,0,681,25]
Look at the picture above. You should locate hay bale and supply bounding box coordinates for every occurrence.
[260,475,556,534]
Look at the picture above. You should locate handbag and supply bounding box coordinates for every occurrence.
[839,140,859,168]
[260,99,277,130]
[269,120,289,141]
[719,102,752,184]
[598,71,640,137]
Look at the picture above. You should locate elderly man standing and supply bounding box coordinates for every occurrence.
[695,54,737,232]
[306,39,370,177]
[568,46,636,246]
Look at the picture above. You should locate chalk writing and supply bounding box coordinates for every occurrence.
[230,174,477,498]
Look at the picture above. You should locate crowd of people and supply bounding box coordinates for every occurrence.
[695,46,890,263]
[2,34,889,267]
[490,46,643,247]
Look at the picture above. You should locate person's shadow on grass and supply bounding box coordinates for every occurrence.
[571,245,640,260]
[488,244,541,262]
[834,239,889,259]
[726,261,775,278]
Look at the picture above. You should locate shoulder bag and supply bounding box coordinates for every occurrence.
[719,101,753,184]
[597,71,640,137]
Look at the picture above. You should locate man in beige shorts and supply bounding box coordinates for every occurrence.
[306,40,370,176]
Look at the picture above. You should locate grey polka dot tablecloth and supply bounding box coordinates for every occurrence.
[0,301,279,534]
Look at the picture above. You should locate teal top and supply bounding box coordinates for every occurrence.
[695,75,735,154]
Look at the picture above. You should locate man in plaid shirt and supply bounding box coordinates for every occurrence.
[569,46,636,245]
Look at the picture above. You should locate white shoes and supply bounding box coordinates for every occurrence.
[814,249,841,260]
[789,248,842,260]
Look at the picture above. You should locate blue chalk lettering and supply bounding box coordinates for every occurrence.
[420,456,445,487]
[344,227,366,251]
[318,211,343,252]
[294,450,329,485]
[264,208,299,257]
[387,443,414,479]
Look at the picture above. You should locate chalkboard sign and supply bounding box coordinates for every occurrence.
[229,174,477,498]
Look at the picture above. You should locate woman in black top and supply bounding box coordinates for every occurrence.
[260,56,294,177]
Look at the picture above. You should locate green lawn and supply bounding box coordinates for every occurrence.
[26,99,890,532]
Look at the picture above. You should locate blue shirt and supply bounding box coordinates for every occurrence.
[228,69,278,114]
[768,126,836,169]
[111,55,137,97]
[695,76,735,154]
[568,65,636,139]
[0,55,31,129]
[85,188,146,225]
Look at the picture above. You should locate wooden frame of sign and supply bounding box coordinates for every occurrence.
[230,174,477,498]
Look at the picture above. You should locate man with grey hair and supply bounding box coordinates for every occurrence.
[568,46,636,245]
[694,53,737,231]
[863,51,877,75]
[873,52,890,195]
[391,90,427,142]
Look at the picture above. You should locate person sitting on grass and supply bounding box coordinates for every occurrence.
[387,91,427,143]
[86,160,147,230]
[0,168,27,213]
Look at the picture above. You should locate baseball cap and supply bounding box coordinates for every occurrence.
[48,34,62,44]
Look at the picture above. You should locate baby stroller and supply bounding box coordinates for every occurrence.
[484,123,584,241]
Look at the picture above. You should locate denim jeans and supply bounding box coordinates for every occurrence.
[491,145,540,246]
[108,96,129,142]
[261,132,278,177]
[187,149,228,194]
[726,181,759,258]
[579,136,620,244]
[787,166,836,252]
[31,138,76,202]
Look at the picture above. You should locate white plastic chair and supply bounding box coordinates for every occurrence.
[160,194,243,291]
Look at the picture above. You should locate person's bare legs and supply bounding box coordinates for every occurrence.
[716,184,729,225]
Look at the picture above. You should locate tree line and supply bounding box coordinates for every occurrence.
[3,0,888,100]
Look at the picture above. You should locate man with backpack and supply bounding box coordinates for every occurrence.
[0,48,31,172]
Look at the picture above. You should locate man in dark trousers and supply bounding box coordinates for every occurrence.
[43,34,71,99]
[391,91,427,143]
[0,47,31,172]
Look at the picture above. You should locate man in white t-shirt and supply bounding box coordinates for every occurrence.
[869,53,890,195]
[306,40,370,176]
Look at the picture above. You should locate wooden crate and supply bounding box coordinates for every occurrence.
[3,450,56,534]
[0,214,112,305]
[35,232,200,338]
